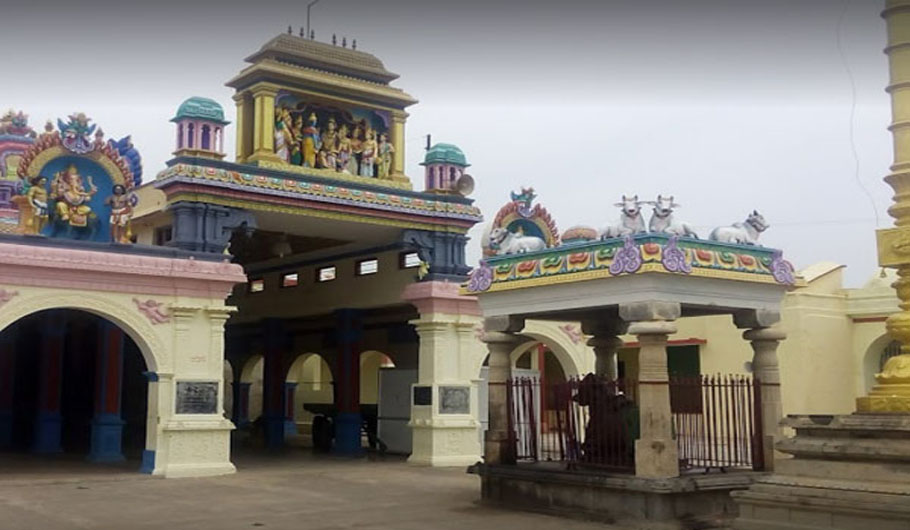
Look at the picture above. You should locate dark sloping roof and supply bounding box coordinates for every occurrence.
[245,34,399,84]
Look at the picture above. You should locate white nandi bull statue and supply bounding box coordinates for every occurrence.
[489,227,547,255]
[648,195,698,238]
[601,195,647,239]
[709,210,769,245]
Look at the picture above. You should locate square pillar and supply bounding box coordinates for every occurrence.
[262,319,288,451]
[33,311,66,454]
[248,86,282,164]
[88,320,126,463]
[403,281,486,467]
[620,301,680,479]
[284,382,298,435]
[390,113,407,180]
[232,381,251,427]
[333,309,364,455]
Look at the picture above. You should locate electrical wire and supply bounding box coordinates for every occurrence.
[836,0,881,227]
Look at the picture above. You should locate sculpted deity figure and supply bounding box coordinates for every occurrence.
[105,184,132,244]
[319,117,338,170]
[274,108,290,162]
[302,113,321,168]
[336,124,353,174]
[51,163,97,228]
[360,129,378,177]
[289,114,304,166]
[25,176,49,234]
[378,132,394,178]
[349,123,364,175]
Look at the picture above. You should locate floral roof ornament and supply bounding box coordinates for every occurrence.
[58,112,97,154]
[0,110,36,138]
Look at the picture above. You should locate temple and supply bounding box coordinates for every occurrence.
[0,33,486,476]
[2,15,909,529]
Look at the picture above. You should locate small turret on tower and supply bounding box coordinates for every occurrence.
[421,143,471,195]
[171,97,230,160]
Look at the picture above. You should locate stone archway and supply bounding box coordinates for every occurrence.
[0,307,151,468]
[0,291,166,374]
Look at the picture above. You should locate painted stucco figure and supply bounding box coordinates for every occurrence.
[360,129,377,177]
[378,132,394,178]
[105,184,132,244]
[488,227,546,255]
[601,195,647,239]
[51,164,97,228]
[648,195,698,238]
[709,210,769,245]
[24,176,49,234]
[58,113,96,154]
[302,113,320,168]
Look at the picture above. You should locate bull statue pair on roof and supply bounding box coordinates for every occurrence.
[602,194,769,246]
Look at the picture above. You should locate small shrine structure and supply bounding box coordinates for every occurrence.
[467,190,797,527]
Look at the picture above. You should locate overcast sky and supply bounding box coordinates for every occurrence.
[2,0,893,286]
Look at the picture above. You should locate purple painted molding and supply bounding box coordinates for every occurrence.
[609,235,643,275]
[661,236,692,274]
[466,260,493,292]
[770,250,796,285]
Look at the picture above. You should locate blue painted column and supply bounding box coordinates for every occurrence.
[88,320,126,463]
[333,309,363,455]
[33,311,66,454]
[284,382,298,435]
[262,319,287,450]
[0,325,16,448]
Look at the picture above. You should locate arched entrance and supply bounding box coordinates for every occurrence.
[286,352,334,446]
[0,308,149,470]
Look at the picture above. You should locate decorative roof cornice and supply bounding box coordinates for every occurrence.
[153,162,483,230]
[464,234,803,295]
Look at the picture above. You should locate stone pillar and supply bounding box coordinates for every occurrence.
[248,86,281,164]
[734,309,785,471]
[582,317,628,379]
[333,309,364,455]
[284,382,298,435]
[88,320,126,463]
[262,319,287,450]
[390,113,407,180]
[0,325,15,448]
[403,281,485,466]
[483,315,525,466]
[620,301,680,479]
[33,311,66,454]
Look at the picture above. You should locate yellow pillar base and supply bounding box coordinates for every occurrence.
[246,151,284,164]
[856,353,910,412]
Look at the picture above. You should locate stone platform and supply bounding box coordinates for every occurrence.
[471,462,760,529]
[732,414,910,529]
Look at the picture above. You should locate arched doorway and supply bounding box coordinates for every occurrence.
[286,353,334,445]
[0,309,149,470]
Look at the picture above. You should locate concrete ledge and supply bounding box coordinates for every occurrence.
[470,463,760,529]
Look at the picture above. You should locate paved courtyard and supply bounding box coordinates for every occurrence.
[0,451,616,530]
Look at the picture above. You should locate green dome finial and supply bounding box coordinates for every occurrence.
[171,97,230,125]
[421,143,469,167]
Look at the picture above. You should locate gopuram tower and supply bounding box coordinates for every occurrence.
[732,3,910,528]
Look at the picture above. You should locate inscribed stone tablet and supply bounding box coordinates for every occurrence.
[176,381,218,414]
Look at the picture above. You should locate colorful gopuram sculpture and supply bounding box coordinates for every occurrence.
[0,109,36,233]
[8,112,141,243]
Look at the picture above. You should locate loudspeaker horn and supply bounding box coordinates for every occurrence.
[453,173,475,196]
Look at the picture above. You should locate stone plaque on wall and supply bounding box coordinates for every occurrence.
[176,381,218,414]
[439,386,470,414]
[413,385,432,406]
